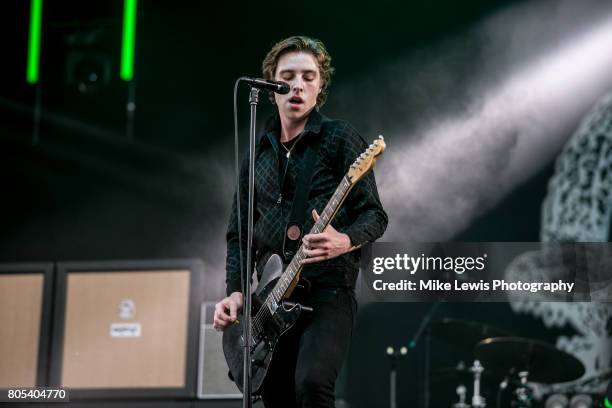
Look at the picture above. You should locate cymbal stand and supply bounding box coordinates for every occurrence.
[512,371,533,408]
[453,384,471,408]
[471,360,486,408]
[386,346,408,408]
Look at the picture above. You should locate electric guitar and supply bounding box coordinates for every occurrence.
[222,135,386,394]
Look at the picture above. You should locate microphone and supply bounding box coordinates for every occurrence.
[240,77,290,94]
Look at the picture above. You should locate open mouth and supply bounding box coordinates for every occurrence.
[289,96,304,104]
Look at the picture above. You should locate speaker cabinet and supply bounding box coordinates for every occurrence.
[0,263,53,388]
[50,259,203,399]
[197,302,241,399]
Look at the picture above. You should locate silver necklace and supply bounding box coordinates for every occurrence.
[280,130,306,158]
[280,141,296,158]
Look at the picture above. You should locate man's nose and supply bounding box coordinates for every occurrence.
[292,77,304,91]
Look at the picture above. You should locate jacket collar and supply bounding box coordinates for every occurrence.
[262,108,324,150]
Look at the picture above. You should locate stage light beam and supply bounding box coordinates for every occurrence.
[26,0,43,84]
[378,12,612,241]
[120,0,137,81]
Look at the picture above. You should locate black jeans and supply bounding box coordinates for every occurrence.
[261,287,357,408]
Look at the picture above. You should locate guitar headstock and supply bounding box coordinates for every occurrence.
[347,135,386,184]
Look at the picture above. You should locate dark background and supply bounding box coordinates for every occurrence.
[2,1,611,406]
[0,0,541,266]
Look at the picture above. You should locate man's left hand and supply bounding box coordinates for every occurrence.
[301,209,352,264]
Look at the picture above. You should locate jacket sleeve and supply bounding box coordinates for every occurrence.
[225,153,256,296]
[334,122,388,247]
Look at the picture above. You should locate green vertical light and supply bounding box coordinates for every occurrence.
[26,0,43,84]
[605,397,612,408]
[120,0,137,81]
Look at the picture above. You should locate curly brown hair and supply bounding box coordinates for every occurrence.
[262,35,335,107]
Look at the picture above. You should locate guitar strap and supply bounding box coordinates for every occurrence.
[282,138,320,263]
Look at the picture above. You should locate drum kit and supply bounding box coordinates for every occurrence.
[429,318,601,408]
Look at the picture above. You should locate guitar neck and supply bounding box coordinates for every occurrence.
[268,175,353,302]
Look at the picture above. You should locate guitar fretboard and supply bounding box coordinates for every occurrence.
[252,175,353,337]
[272,175,352,302]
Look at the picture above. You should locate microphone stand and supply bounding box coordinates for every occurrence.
[386,303,440,408]
[242,86,259,408]
[413,302,440,408]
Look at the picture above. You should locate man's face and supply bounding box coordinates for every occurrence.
[274,51,322,122]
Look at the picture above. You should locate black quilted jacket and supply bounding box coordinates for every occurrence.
[225,109,388,296]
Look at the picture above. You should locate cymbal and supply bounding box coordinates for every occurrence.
[430,318,513,351]
[474,337,585,383]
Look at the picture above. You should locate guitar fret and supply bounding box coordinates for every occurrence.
[268,176,354,305]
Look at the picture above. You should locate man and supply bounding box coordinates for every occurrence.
[214,35,388,407]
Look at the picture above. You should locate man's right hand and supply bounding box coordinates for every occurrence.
[213,291,244,331]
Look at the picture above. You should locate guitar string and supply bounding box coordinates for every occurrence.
[251,238,310,333]
[251,222,325,333]
[251,179,347,333]
[250,198,332,332]
[250,233,313,335]
[249,177,351,337]
[250,178,350,336]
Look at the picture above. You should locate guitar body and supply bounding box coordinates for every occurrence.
[222,254,304,394]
